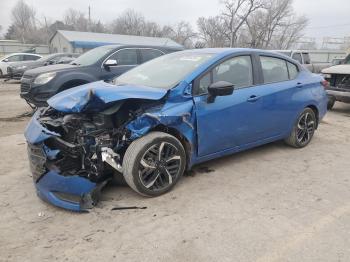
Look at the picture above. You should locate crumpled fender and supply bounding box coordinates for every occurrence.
[126,81,197,167]
[48,81,168,113]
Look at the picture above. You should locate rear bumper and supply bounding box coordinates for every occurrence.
[25,110,106,211]
[326,89,350,103]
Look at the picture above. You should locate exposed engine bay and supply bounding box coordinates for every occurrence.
[37,99,163,183]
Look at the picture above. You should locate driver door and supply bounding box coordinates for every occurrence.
[194,55,270,157]
[100,48,139,81]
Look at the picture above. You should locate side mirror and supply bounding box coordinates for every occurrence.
[207,81,234,103]
[104,59,118,68]
[3,58,9,62]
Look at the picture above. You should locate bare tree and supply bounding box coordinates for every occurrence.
[197,16,227,47]
[10,0,36,43]
[246,0,308,49]
[161,21,196,48]
[110,9,146,35]
[221,0,264,47]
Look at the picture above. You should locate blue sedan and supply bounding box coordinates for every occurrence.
[25,48,328,211]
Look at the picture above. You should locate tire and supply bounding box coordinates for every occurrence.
[285,107,317,148]
[327,97,335,110]
[0,69,3,78]
[123,131,186,197]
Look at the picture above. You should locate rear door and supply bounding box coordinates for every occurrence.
[140,49,165,63]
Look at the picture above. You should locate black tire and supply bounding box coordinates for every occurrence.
[327,97,335,110]
[0,69,3,77]
[123,131,186,197]
[285,107,317,148]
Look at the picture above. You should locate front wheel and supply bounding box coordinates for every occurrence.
[285,108,317,148]
[123,132,186,197]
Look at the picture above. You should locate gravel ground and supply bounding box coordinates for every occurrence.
[1,79,350,262]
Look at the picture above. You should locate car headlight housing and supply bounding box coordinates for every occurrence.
[16,65,27,70]
[34,72,56,85]
[322,73,331,79]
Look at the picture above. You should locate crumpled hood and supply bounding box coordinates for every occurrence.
[322,64,350,74]
[48,80,168,113]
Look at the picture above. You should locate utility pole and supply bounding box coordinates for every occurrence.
[88,5,91,31]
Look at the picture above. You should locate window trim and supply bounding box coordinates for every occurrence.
[258,55,300,85]
[101,47,164,68]
[193,53,257,96]
[139,48,165,63]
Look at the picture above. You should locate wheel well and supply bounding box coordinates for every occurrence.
[306,105,319,128]
[151,125,193,168]
[59,79,89,92]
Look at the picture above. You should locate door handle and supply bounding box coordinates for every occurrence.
[247,95,260,102]
[296,82,304,88]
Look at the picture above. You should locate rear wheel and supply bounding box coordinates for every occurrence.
[327,97,335,110]
[123,132,186,196]
[285,108,317,148]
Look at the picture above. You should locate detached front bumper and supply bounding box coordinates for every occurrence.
[25,111,106,211]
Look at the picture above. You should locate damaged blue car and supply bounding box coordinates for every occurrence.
[25,48,328,211]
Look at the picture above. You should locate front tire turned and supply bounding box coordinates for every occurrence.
[123,132,186,197]
[285,107,317,148]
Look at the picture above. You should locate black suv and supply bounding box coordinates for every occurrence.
[20,45,183,107]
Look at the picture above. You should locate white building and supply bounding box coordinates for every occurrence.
[49,30,183,54]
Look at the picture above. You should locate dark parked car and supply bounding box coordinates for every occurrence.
[7,53,79,80]
[20,45,183,107]
[25,48,328,211]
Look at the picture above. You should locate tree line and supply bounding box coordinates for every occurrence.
[2,0,307,49]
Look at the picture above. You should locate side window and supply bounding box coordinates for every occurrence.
[292,52,302,64]
[196,56,253,95]
[7,55,23,62]
[260,56,289,83]
[287,62,299,79]
[24,55,40,61]
[213,56,253,88]
[110,49,138,66]
[302,53,311,64]
[140,49,164,63]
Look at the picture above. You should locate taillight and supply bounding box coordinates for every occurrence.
[321,80,329,89]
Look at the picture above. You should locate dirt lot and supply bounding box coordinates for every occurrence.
[0,79,350,262]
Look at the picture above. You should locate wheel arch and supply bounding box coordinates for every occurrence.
[306,104,319,128]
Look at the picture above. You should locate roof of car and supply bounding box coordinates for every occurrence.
[5,53,42,56]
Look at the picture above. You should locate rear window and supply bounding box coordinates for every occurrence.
[261,56,289,83]
[292,53,302,64]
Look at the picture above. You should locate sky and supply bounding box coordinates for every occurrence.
[0,0,350,41]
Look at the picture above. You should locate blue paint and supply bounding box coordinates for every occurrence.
[24,110,60,144]
[48,80,167,113]
[36,171,97,212]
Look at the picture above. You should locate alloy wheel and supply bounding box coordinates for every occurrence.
[138,142,181,191]
[296,112,315,145]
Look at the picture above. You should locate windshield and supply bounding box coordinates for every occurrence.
[344,54,350,64]
[114,52,214,89]
[71,46,115,66]
[37,54,59,62]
